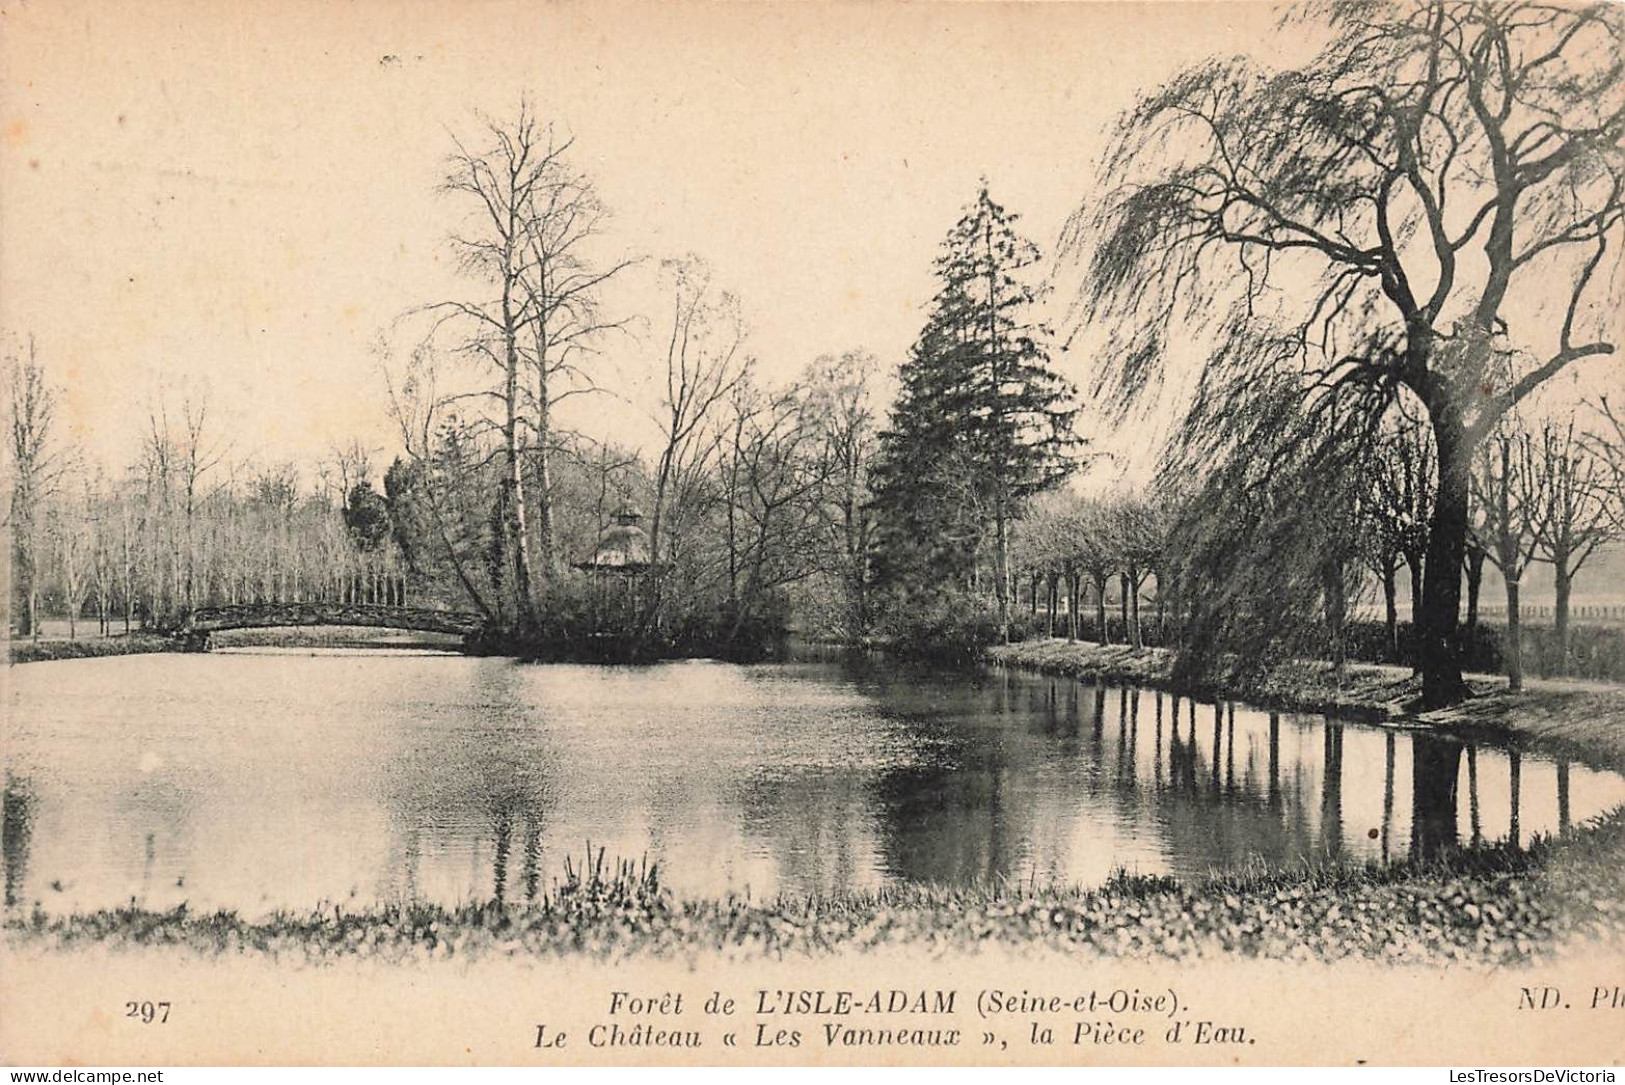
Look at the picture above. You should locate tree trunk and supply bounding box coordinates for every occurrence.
[1067,571,1079,640]
[1154,575,1165,644]
[993,502,1011,643]
[1129,577,1142,650]
[1045,573,1057,637]
[1322,560,1346,669]
[501,285,536,632]
[1504,576,1524,692]
[1094,575,1109,646]
[1119,572,1130,644]
[1382,566,1399,663]
[27,577,39,642]
[1418,410,1470,707]
[1557,761,1571,837]
[534,358,557,582]
[1405,551,1424,674]
[1166,572,1182,650]
[1553,566,1573,676]
[1464,545,1485,635]
[1508,748,1521,847]
[1466,744,1481,845]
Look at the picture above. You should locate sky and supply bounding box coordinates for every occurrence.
[1,0,1292,486]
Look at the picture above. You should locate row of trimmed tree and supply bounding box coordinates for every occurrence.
[1001,399,1623,689]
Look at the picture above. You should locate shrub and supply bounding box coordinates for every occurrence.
[1004,609,1044,644]
[880,589,1002,664]
[666,593,794,661]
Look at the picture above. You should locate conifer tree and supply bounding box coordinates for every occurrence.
[873,183,1078,638]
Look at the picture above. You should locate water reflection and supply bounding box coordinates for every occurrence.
[4,648,1623,916]
[1411,735,1462,859]
[3,776,33,907]
[1381,732,1396,861]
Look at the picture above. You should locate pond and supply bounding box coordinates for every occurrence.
[5,644,1623,915]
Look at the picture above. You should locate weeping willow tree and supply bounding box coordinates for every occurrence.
[1157,328,1380,689]
[1068,0,1625,709]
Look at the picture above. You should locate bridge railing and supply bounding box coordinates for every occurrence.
[172,601,486,637]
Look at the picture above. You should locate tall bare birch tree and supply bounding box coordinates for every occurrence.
[430,104,561,630]
[516,149,635,579]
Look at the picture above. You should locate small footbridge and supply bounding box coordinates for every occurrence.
[174,602,487,649]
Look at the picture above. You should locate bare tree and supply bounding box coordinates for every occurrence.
[1470,426,1545,690]
[327,439,377,503]
[381,341,498,620]
[514,147,637,579]
[426,103,576,630]
[1361,471,1409,663]
[1463,537,1489,635]
[648,257,750,573]
[1013,493,1074,638]
[1072,498,1120,647]
[115,477,142,632]
[717,377,834,643]
[142,388,225,618]
[1363,407,1436,666]
[5,338,62,638]
[51,486,90,638]
[1070,1,1625,707]
[1590,397,1625,534]
[804,349,881,633]
[1530,420,1618,667]
[1109,492,1165,650]
[88,471,115,635]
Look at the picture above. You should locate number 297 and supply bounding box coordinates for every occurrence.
[125,1001,171,1024]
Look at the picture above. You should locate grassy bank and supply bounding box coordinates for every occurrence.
[5,633,183,665]
[987,639,1625,772]
[6,626,466,663]
[7,812,1624,966]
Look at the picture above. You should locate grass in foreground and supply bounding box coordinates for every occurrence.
[8,812,1624,967]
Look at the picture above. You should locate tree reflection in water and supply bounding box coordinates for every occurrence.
[1410,734,1462,860]
[3,775,34,908]
[6,651,1624,911]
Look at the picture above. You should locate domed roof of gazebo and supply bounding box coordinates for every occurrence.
[577,505,653,570]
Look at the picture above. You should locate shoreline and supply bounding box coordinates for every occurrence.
[7,810,1623,965]
[986,639,1625,774]
[4,633,184,665]
[5,627,465,664]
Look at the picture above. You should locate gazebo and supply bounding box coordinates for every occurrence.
[573,505,665,638]
[573,505,658,575]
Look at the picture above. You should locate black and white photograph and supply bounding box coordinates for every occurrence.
[3,0,1624,1070]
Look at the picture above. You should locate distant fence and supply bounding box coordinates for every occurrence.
[1471,603,1625,623]
[1343,620,1625,682]
[1354,602,1625,626]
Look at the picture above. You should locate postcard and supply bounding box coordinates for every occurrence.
[4,0,1624,1069]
